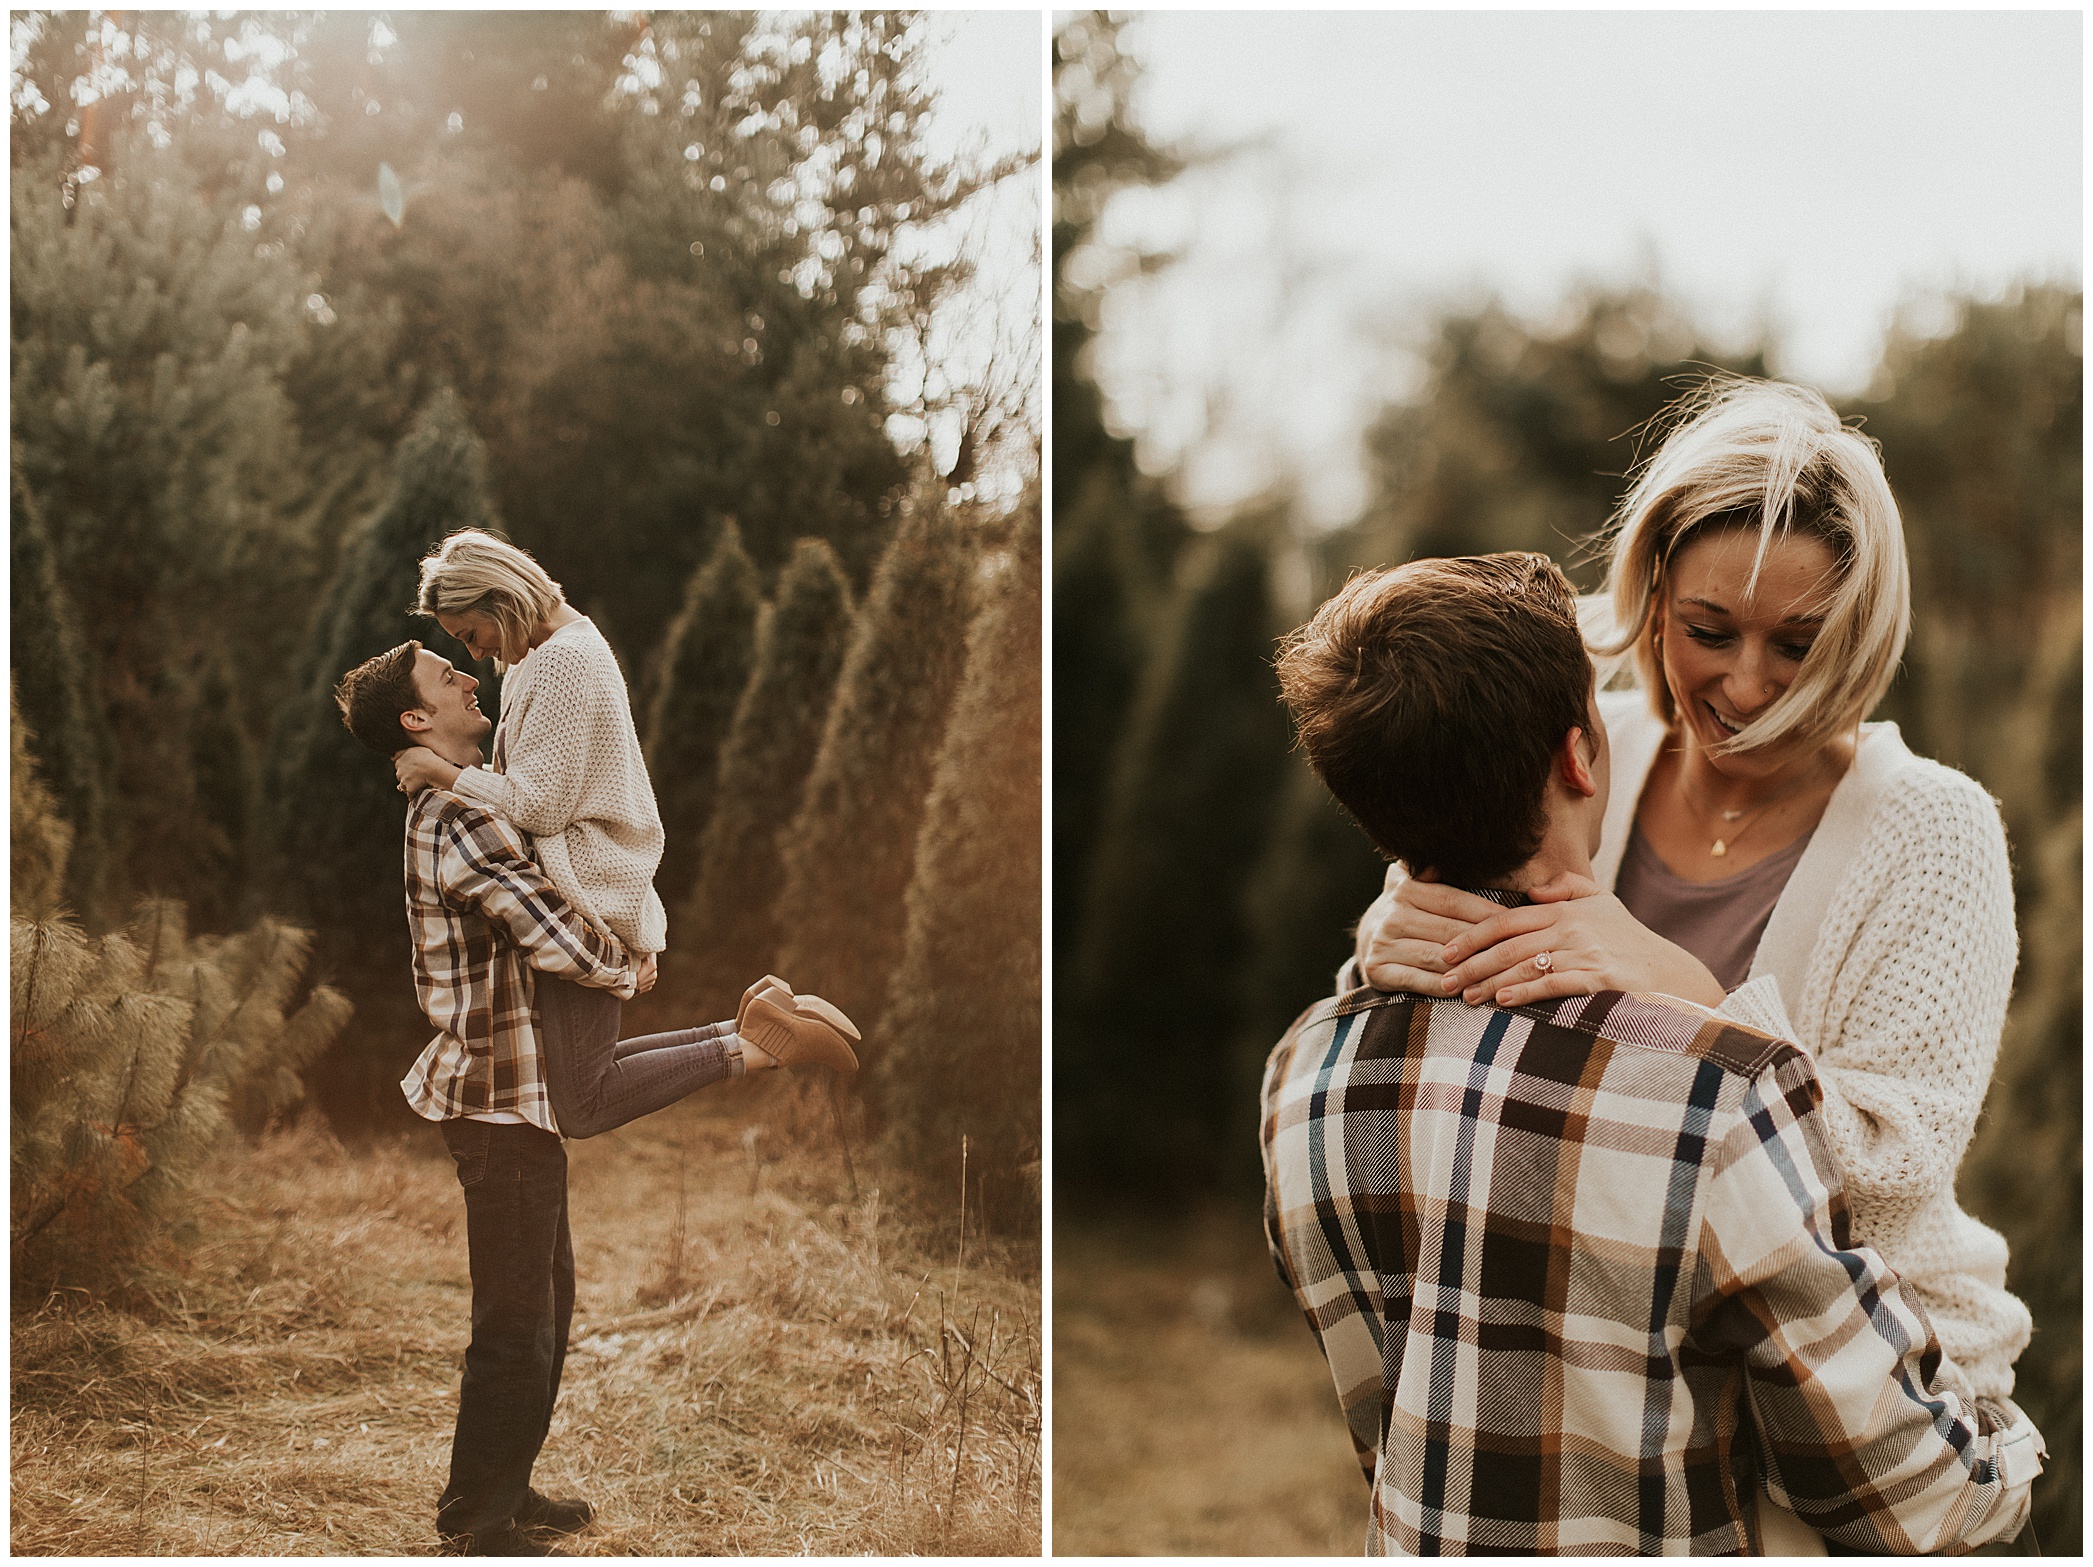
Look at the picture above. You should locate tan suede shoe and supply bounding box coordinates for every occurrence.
[740,992,860,1075]
[737,975,795,1033]
[736,976,862,1043]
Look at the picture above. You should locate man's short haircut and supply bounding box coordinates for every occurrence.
[335,640,425,756]
[1276,552,1591,886]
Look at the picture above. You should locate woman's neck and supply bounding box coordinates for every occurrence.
[1668,726,1854,815]
[529,602,584,652]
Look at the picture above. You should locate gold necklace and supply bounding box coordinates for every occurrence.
[1673,756,1827,859]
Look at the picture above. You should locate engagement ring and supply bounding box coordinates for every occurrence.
[1533,951,1553,974]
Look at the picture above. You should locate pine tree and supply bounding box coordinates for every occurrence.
[645,521,765,912]
[270,389,500,1121]
[11,901,351,1293]
[1223,762,1391,1191]
[771,497,977,1044]
[10,476,114,924]
[1062,522,1292,1201]
[12,684,75,924]
[876,500,1042,1227]
[1343,288,1765,583]
[1237,763,1389,1047]
[183,648,263,933]
[13,126,351,925]
[1865,287,2082,1554]
[1052,485,1181,957]
[674,538,856,1020]
[1051,13,1192,1018]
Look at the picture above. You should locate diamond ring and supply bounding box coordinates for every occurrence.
[1533,951,1554,974]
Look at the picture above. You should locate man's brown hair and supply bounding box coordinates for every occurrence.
[334,640,425,756]
[1275,552,1591,885]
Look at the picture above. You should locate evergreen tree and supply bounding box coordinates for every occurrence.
[645,521,765,912]
[9,476,113,923]
[876,499,1042,1227]
[1062,523,1292,1201]
[1227,761,1390,1180]
[182,649,263,934]
[1051,14,1193,967]
[7,10,1029,1139]
[1862,286,2082,1554]
[1345,287,1768,584]
[12,126,351,920]
[771,497,978,1044]
[675,538,856,1020]
[271,389,499,1121]
[12,685,74,924]
[11,901,351,1294]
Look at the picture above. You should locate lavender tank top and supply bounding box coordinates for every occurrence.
[1614,825,1814,993]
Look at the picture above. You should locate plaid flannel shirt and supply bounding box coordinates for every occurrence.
[1262,900,2041,1556]
[398,788,636,1134]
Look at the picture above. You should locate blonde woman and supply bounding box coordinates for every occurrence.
[392,529,859,1136]
[1352,379,2030,1541]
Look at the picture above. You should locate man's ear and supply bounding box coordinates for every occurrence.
[1558,726,1600,800]
[399,706,433,736]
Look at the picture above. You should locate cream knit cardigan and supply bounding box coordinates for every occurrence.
[452,617,669,956]
[1598,688,2029,1401]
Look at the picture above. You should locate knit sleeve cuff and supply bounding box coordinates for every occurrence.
[450,764,510,811]
[1718,974,1801,1049]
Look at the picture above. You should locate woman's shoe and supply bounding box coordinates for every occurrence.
[740,992,860,1075]
[738,975,794,1032]
[737,976,862,1043]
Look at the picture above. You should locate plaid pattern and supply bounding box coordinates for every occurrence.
[1261,909,2040,1555]
[399,788,636,1134]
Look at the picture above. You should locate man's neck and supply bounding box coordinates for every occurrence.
[1479,821,1595,894]
[425,741,483,773]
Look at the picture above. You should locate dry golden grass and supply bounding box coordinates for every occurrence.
[1052,1207,1363,1556]
[12,1074,1040,1556]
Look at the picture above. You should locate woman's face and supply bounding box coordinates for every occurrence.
[437,610,506,665]
[1656,526,1839,776]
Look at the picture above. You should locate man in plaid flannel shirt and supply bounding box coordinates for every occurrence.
[1262,555,2041,1555]
[337,640,640,1557]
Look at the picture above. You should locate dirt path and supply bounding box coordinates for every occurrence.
[1052,1208,1363,1555]
[12,1080,1040,1556]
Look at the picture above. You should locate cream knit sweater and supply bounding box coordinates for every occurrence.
[452,617,669,956]
[1356,688,2031,1401]
[1599,689,2027,1400]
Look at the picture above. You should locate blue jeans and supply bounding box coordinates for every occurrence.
[536,974,742,1139]
[435,1118,572,1547]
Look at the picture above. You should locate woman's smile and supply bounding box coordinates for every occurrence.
[1660,525,1839,782]
[1703,701,1744,738]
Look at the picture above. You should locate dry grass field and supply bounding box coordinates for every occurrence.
[1052,1207,1363,1555]
[11,1077,1041,1556]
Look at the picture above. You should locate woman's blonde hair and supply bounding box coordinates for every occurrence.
[412,529,565,669]
[1588,375,1910,758]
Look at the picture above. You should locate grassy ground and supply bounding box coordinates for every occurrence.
[12,1075,1041,1556]
[1052,1206,1363,1555]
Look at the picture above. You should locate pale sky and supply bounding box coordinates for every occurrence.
[1086,9,2081,526]
[911,10,1044,498]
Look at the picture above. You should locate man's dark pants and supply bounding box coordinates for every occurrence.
[435,1118,572,1547]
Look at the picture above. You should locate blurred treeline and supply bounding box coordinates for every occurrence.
[1052,12,2079,1547]
[11,12,1039,1239]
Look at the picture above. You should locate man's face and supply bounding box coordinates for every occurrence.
[404,648,490,755]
